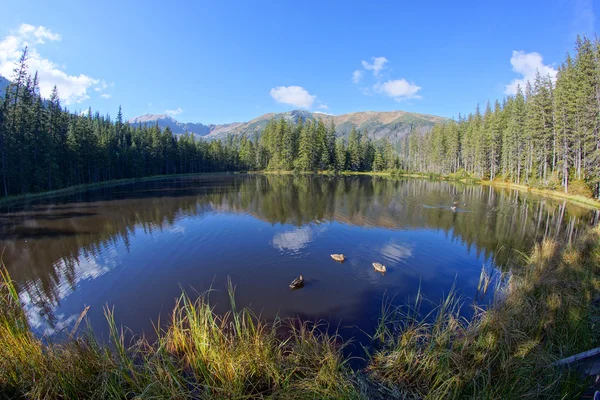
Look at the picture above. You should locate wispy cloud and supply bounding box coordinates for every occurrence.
[100,93,112,99]
[361,56,388,77]
[269,85,316,109]
[504,51,557,95]
[165,107,183,116]
[352,70,363,83]
[0,23,103,105]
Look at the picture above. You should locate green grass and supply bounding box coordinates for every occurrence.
[1,228,600,399]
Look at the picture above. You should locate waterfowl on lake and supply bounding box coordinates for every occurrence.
[289,275,304,289]
[372,262,386,273]
[453,201,459,205]
[331,254,345,262]
[451,205,457,211]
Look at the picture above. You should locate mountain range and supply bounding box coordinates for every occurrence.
[129,109,447,142]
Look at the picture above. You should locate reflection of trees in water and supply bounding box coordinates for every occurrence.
[1,175,596,329]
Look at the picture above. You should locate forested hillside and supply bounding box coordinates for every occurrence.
[401,35,600,198]
[0,48,397,197]
[2,35,600,199]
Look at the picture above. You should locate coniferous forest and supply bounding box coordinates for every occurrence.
[401,35,600,198]
[1,35,600,199]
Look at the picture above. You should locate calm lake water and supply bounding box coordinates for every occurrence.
[2,174,598,343]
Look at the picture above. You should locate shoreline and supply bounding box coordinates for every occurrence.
[1,170,599,210]
[0,171,243,206]
[258,170,600,209]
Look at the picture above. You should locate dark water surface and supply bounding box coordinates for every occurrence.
[2,174,598,343]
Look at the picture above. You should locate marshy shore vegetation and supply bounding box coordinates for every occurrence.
[2,226,600,399]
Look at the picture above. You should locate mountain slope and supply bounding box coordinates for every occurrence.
[128,114,215,136]
[207,110,446,141]
[130,109,447,142]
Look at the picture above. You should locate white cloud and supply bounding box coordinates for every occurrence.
[148,102,152,107]
[165,107,183,116]
[269,85,316,109]
[374,79,422,101]
[505,51,558,95]
[100,93,112,99]
[0,24,101,105]
[316,101,328,110]
[361,56,388,77]
[353,56,422,101]
[17,24,61,43]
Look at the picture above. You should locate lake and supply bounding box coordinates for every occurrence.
[2,174,598,344]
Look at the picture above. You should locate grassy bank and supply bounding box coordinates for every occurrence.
[2,227,600,399]
[369,225,600,398]
[313,169,600,209]
[479,180,600,209]
[0,276,365,399]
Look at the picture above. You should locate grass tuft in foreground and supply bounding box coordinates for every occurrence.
[1,227,600,399]
[0,276,364,399]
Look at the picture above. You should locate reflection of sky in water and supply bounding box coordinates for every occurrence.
[272,225,327,253]
[20,220,189,336]
[1,175,595,341]
[21,254,114,335]
[379,241,413,263]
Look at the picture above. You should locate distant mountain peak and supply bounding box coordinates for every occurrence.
[128,113,212,136]
[128,114,175,124]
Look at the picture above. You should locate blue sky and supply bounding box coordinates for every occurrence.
[1,0,597,124]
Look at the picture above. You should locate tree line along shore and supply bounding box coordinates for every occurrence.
[2,35,600,201]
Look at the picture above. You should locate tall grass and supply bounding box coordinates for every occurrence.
[368,227,600,399]
[1,227,599,399]
[0,275,364,399]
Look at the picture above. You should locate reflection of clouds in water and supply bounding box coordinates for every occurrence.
[168,224,186,235]
[272,225,327,253]
[20,252,117,332]
[380,241,413,264]
[38,313,80,336]
[20,219,185,334]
